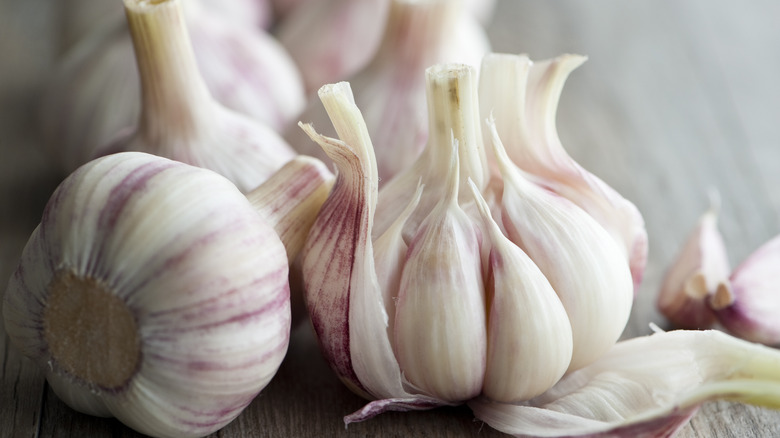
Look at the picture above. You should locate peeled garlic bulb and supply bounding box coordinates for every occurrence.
[41,0,304,175]
[275,0,391,93]
[287,0,490,184]
[93,0,295,193]
[657,198,729,329]
[60,0,274,53]
[479,53,648,294]
[3,152,298,438]
[299,62,633,423]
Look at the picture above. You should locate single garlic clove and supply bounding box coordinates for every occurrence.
[488,119,633,372]
[711,234,780,346]
[275,0,391,93]
[42,0,304,175]
[374,63,489,241]
[392,140,487,402]
[479,53,649,295]
[469,329,780,437]
[300,82,453,416]
[3,152,291,438]
[657,198,729,329]
[286,0,490,184]
[95,0,297,193]
[467,179,573,403]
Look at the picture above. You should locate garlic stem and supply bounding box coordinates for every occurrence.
[124,0,214,143]
[247,156,335,263]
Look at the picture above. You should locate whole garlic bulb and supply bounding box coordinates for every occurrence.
[96,0,296,193]
[2,151,333,438]
[59,0,274,53]
[287,0,490,185]
[299,64,632,417]
[41,0,305,175]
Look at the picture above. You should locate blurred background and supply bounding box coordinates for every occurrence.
[2,0,780,437]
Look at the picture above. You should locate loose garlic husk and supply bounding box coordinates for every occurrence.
[299,61,632,420]
[59,0,274,53]
[657,198,730,329]
[710,234,780,346]
[274,0,392,94]
[41,0,304,175]
[2,151,333,438]
[478,53,649,294]
[93,0,296,193]
[286,0,490,185]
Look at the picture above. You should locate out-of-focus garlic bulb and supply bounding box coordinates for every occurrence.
[3,151,333,438]
[295,61,780,438]
[287,0,490,185]
[42,0,304,175]
[60,0,274,53]
[95,0,296,193]
[274,0,391,94]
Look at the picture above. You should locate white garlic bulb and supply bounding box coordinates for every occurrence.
[94,0,296,193]
[287,0,490,185]
[274,0,391,93]
[299,64,631,415]
[41,0,305,175]
[60,0,274,53]
[2,151,333,438]
[297,62,780,438]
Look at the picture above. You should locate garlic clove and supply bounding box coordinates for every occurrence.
[488,119,633,372]
[3,152,291,438]
[467,179,573,403]
[657,198,729,330]
[374,63,489,242]
[711,234,780,346]
[468,329,780,437]
[95,0,297,193]
[479,53,648,295]
[275,0,391,93]
[42,0,304,175]
[392,140,487,402]
[286,0,490,184]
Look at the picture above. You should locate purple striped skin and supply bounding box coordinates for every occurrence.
[302,142,371,399]
[3,152,292,438]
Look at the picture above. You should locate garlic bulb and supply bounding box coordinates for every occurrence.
[275,0,391,93]
[287,0,490,185]
[711,234,780,345]
[95,0,296,193]
[657,197,730,329]
[478,53,649,294]
[60,0,274,53]
[2,151,332,438]
[41,0,304,175]
[300,62,632,418]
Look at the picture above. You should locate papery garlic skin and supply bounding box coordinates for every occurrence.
[657,201,729,330]
[92,0,296,194]
[287,0,490,185]
[469,329,780,437]
[712,235,780,346]
[42,0,304,175]
[479,53,648,295]
[3,152,291,438]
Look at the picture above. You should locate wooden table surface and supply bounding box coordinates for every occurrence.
[3,0,780,437]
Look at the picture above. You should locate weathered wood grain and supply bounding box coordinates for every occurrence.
[2,0,780,437]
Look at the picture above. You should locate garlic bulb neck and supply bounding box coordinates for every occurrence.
[44,270,141,391]
[125,0,214,143]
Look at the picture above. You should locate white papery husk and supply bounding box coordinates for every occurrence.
[469,329,780,438]
[3,152,291,438]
